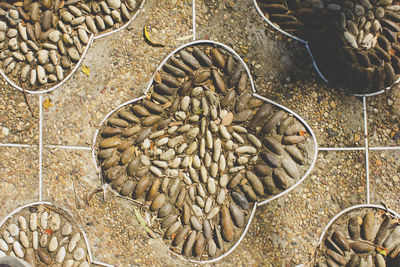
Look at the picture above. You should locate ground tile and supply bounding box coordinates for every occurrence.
[0,147,39,218]
[369,150,400,209]
[42,0,193,146]
[0,80,39,145]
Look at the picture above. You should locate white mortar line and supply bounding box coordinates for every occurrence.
[45,145,91,151]
[93,0,146,40]
[318,147,365,151]
[369,146,400,150]
[192,0,196,41]
[0,143,32,148]
[91,260,115,267]
[190,203,257,264]
[317,203,400,247]
[39,95,43,202]
[365,137,370,204]
[253,93,318,206]
[142,40,257,95]
[363,96,370,204]
[1,35,94,95]
[0,201,105,267]
[305,43,328,83]
[253,0,306,43]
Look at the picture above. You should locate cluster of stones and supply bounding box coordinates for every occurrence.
[316,209,400,267]
[256,0,400,94]
[0,204,90,266]
[95,44,313,260]
[0,0,141,91]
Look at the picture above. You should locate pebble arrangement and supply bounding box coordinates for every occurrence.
[95,43,314,260]
[0,204,90,266]
[0,0,142,91]
[316,208,400,267]
[256,0,400,94]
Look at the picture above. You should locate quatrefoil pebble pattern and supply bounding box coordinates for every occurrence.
[95,42,316,261]
[0,204,90,266]
[315,207,400,267]
[0,0,143,92]
[255,0,400,94]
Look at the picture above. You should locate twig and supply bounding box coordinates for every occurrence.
[86,188,104,205]
[19,77,35,118]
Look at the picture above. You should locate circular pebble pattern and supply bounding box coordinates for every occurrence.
[315,207,400,267]
[95,42,315,261]
[0,0,143,92]
[0,203,90,266]
[255,0,400,94]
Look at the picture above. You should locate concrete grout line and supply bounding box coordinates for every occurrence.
[2,142,400,151]
[0,143,32,148]
[92,260,115,267]
[369,146,400,150]
[39,95,43,202]
[318,147,365,151]
[363,96,370,204]
[365,138,370,204]
[0,35,94,95]
[45,145,91,151]
[192,0,196,41]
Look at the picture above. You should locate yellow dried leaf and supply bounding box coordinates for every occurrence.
[154,71,162,84]
[355,133,360,143]
[43,98,53,109]
[377,246,388,256]
[163,101,172,109]
[143,25,165,47]
[240,179,248,185]
[221,112,234,126]
[81,65,90,76]
[14,2,23,6]
[299,130,307,136]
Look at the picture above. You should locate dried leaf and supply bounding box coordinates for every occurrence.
[163,101,172,109]
[194,109,204,115]
[150,141,154,151]
[44,228,53,236]
[43,98,53,109]
[81,64,90,76]
[377,246,388,256]
[14,2,23,6]
[354,133,360,143]
[299,130,307,136]
[154,71,162,84]
[143,25,165,47]
[134,208,153,236]
[221,112,234,126]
